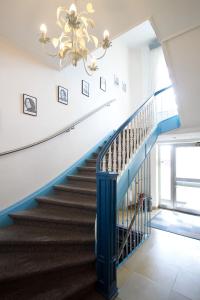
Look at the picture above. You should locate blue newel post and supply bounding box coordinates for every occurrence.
[96,172,118,300]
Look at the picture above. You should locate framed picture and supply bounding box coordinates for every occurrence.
[23,94,37,116]
[122,82,127,93]
[58,86,68,105]
[82,80,90,97]
[114,74,119,86]
[100,77,106,92]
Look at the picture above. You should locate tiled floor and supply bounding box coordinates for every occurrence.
[116,227,200,300]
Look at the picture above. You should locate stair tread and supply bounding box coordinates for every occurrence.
[68,175,96,181]
[1,266,96,300]
[10,207,95,226]
[55,184,96,194]
[78,166,96,171]
[37,196,96,210]
[0,224,94,244]
[31,270,96,300]
[81,290,105,300]
[0,251,96,283]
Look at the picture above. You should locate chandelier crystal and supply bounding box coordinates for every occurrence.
[39,2,111,75]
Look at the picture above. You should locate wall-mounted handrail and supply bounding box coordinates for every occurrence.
[96,85,172,173]
[0,98,117,157]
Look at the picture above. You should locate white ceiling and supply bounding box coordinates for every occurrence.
[120,21,156,49]
[0,0,200,68]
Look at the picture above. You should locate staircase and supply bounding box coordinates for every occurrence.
[0,148,105,299]
[0,85,180,300]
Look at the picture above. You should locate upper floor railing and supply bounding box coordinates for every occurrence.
[97,85,176,177]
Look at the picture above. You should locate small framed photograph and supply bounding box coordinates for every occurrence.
[114,74,119,86]
[23,94,37,116]
[100,77,106,92]
[122,82,127,93]
[58,86,68,105]
[82,80,90,97]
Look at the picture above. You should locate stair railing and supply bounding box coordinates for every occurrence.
[96,85,175,299]
[117,155,151,264]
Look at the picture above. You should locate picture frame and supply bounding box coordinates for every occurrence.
[58,86,68,105]
[100,77,106,92]
[82,80,90,97]
[23,94,37,116]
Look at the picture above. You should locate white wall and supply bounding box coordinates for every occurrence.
[129,45,152,112]
[0,35,150,210]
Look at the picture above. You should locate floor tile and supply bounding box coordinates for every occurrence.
[173,271,200,300]
[119,271,168,300]
[168,290,191,300]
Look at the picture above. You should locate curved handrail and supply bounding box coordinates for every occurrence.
[0,98,117,157]
[96,85,172,172]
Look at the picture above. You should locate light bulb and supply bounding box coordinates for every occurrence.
[69,3,77,15]
[91,57,97,66]
[60,42,65,50]
[103,30,109,40]
[40,24,47,34]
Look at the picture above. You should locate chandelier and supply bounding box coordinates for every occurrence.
[39,2,111,75]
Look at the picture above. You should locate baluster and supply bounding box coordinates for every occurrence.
[133,118,136,154]
[113,139,117,172]
[142,110,145,142]
[108,145,112,172]
[118,133,122,174]
[122,129,126,170]
[144,105,147,138]
[102,155,106,171]
[126,124,130,164]
[139,112,142,147]
[130,120,133,158]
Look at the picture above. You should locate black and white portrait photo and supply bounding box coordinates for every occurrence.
[23,94,37,116]
[100,77,106,92]
[58,86,68,105]
[82,80,90,97]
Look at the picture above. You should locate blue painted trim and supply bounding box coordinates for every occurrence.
[117,115,180,207]
[96,172,118,300]
[0,131,113,228]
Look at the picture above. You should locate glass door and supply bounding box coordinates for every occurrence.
[175,145,200,215]
[159,143,200,215]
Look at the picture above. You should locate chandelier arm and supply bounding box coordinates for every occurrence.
[83,59,93,76]
[96,48,107,60]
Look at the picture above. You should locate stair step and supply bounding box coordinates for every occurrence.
[78,166,96,172]
[10,207,95,229]
[68,175,96,182]
[0,224,94,252]
[0,250,96,284]
[54,184,96,195]
[0,263,96,300]
[67,178,96,189]
[37,196,96,211]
